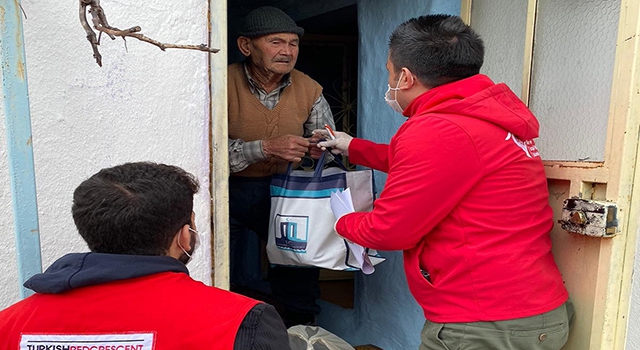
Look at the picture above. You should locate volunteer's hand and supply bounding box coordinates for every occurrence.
[312,129,353,156]
[307,132,325,159]
[262,134,309,163]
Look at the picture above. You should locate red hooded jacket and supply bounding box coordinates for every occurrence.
[337,74,568,323]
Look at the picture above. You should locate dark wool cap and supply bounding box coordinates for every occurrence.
[239,6,304,38]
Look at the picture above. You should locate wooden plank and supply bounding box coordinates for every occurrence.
[459,0,472,25]
[548,178,598,350]
[544,163,609,184]
[521,0,538,105]
[209,0,229,290]
[602,0,640,348]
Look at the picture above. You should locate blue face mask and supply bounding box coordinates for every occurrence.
[384,72,404,114]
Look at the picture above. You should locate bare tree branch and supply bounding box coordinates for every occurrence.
[79,0,219,67]
[79,0,102,66]
[99,26,219,53]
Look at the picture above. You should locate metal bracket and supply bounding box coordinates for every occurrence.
[558,198,618,237]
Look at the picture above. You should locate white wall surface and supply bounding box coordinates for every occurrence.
[0,0,213,309]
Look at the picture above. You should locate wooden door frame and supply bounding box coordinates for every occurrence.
[209,0,230,290]
[461,1,640,349]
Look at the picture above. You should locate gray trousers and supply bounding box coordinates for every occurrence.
[419,300,574,350]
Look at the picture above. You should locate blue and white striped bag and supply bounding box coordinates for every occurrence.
[267,155,385,272]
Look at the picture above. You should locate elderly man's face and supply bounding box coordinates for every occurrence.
[247,33,299,75]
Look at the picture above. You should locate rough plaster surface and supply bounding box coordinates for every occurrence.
[0,113,20,306]
[0,0,212,309]
[315,1,461,349]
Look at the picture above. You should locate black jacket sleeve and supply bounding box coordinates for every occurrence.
[234,303,292,350]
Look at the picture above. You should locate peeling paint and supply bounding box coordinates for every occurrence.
[1,0,42,300]
[545,161,606,170]
[16,58,24,81]
[12,0,22,49]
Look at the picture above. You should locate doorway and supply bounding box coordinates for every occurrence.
[297,4,359,308]
[225,2,359,309]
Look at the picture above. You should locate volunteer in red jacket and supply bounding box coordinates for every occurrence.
[317,14,573,350]
[0,162,291,350]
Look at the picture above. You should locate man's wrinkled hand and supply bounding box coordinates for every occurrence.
[307,133,325,159]
[262,134,310,162]
[312,129,353,156]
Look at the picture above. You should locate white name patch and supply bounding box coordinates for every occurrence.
[20,333,155,350]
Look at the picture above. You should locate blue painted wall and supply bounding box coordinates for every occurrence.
[316,1,460,349]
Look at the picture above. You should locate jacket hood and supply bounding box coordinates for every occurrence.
[404,74,540,140]
[24,253,189,294]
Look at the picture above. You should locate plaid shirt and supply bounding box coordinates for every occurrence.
[228,63,335,173]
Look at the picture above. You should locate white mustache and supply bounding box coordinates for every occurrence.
[273,57,291,63]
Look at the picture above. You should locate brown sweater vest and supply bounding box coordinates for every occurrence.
[228,62,322,177]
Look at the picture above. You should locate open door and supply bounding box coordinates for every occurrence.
[463,0,640,349]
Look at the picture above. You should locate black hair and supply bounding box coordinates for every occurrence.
[389,14,484,87]
[71,162,200,256]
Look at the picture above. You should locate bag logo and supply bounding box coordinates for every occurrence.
[274,215,309,252]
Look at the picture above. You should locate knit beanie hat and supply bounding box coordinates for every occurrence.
[239,6,304,38]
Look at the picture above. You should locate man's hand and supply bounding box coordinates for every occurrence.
[312,129,353,156]
[307,132,325,159]
[263,134,310,163]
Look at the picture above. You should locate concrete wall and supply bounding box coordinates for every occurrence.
[315,1,460,349]
[0,0,213,309]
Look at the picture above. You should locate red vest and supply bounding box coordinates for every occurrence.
[0,272,259,350]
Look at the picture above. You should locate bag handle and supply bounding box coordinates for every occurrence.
[312,152,328,178]
[312,152,351,176]
[284,152,350,178]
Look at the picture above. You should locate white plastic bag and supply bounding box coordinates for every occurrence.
[288,325,355,350]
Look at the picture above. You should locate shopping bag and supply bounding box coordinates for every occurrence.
[267,153,385,272]
[288,325,355,350]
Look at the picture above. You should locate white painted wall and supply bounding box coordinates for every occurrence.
[0,0,213,309]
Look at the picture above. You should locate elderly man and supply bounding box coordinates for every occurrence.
[317,14,573,349]
[0,162,291,350]
[227,6,335,327]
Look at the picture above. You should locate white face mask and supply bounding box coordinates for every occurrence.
[178,227,200,265]
[384,72,404,114]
